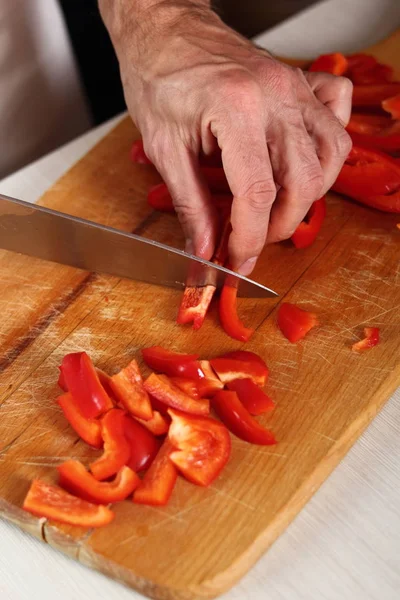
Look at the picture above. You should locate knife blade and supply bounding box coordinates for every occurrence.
[0,194,277,298]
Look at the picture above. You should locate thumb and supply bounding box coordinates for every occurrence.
[305,71,353,127]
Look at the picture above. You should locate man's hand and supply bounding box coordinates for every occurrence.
[100,0,352,274]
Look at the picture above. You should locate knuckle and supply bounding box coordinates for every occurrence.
[218,71,263,112]
[335,75,353,98]
[330,126,352,159]
[297,164,324,198]
[244,180,277,212]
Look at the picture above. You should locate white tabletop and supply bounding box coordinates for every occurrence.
[1,1,400,599]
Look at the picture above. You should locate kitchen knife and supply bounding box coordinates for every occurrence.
[0,194,277,298]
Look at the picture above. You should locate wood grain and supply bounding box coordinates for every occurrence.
[1,31,400,600]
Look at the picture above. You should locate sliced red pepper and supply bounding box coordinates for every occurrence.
[346,53,377,72]
[134,411,170,437]
[147,183,175,212]
[212,391,276,445]
[141,346,204,380]
[197,360,224,398]
[123,414,161,471]
[133,439,178,506]
[227,378,274,415]
[58,461,139,504]
[130,139,153,165]
[59,352,113,419]
[170,377,199,399]
[110,359,153,421]
[354,189,400,213]
[96,368,117,403]
[168,409,231,486]
[350,63,393,85]
[382,94,400,119]
[291,196,327,249]
[347,114,393,136]
[90,409,131,481]
[57,392,103,449]
[177,285,216,330]
[352,84,400,107]
[57,367,67,391]
[220,350,268,371]
[201,167,230,193]
[348,129,400,153]
[309,52,348,75]
[144,373,210,416]
[23,479,114,527]
[210,357,268,386]
[219,281,254,342]
[352,327,380,353]
[277,302,319,343]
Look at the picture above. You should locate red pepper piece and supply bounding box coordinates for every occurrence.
[58,461,139,504]
[201,167,230,193]
[133,439,178,506]
[346,53,377,72]
[291,196,327,249]
[277,302,319,343]
[130,139,153,165]
[147,183,175,212]
[170,377,200,399]
[57,367,67,391]
[96,368,117,403]
[352,327,380,353]
[220,350,268,370]
[90,409,131,481]
[59,352,113,419]
[309,52,348,75]
[382,94,400,119]
[227,378,274,415]
[110,359,152,421]
[210,357,268,386]
[23,479,114,527]
[352,84,400,107]
[168,408,231,486]
[219,282,254,342]
[350,63,393,85]
[134,411,170,437]
[197,360,224,398]
[347,114,393,135]
[141,346,204,380]
[123,414,161,471]
[144,373,210,416]
[212,390,276,445]
[348,129,400,153]
[177,285,216,330]
[57,393,103,449]
[355,189,400,213]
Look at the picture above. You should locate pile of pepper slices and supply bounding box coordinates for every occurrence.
[130,51,400,342]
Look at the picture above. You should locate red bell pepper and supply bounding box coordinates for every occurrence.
[352,327,380,352]
[277,302,319,343]
[170,377,200,399]
[291,196,327,249]
[59,352,113,419]
[219,281,254,342]
[210,357,268,386]
[144,373,210,416]
[309,52,348,75]
[177,285,216,330]
[349,62,393,85]
[352,84,400,107]
[346,53,377,72]
[133,439,178,506]
[134,411,170,437]
[382,94,400,119]
[227,378,274,415]
[220,350,268,371]
[130,139,153,165]
[96,368,117,403]
[110,359,153,421]
[354,189,400,213]
[197,360,224,398]
[58,461,139,504]
[90,409,131,481]
[141,346,204,380]
[23,479,114,527]
[212,391,276,445]
[168,409,231,486]
[147,183,175,212]
[347,114,393,136]
[57,393,103,449]
[123,414,161,471]
[348,129,400,153]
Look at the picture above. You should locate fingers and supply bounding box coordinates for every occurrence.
[305,71,353,126]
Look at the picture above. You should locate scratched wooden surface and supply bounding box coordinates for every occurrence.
[0,30,400,600]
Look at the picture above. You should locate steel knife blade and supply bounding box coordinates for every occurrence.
[0,194,277,298]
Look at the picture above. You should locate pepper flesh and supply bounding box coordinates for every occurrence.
[352,84,400,107]
[133,439,178,506]
[309,52,348,75]
[144,373,210,416]
[210,357,268,386]
[382,94,400,119]
[197,360,224,398]
[219,282,254,342]
[110,359,153,421]
[227,378,274,415]
[134,411,170,437]
[147,183,175,212]
[57,393,103,449]
[277,303,319,343]
[123,414,161,471]
[90,409,131,481]
[291,196,327,249]
[141,346,204,380]
[352,327,380,352]
[177,285,216,330]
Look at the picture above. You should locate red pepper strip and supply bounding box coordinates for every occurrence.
[349,63,393,85]
[348,189,400,213]
[130,139,153,165]
[197,360,224,398]
[90,409,131,481]
[348,129,400,153]
[352,327,380,353]
[221,350,268,370]
[347,114,393,135]
[177,285,216,330]
[168,408,231,486]
[227,378,274,415]
[142,346,204,380]
[123,414,161,471]
[210,357,268,386]
[219,282,254,342]
[147,183,175,212]
[309,52,348,75]
[212,391,277,445]
[170,377,200,399]
[346,53,377,71]
[110,359,152,421]
[57,367,67,391]
[277,302,319,343]
[23,479,114,527]
[133,439,178,506]
[291,196,327,249]
[58,461,139,504]
[352,84,400,107]
[144,373,210,416]
[134,411,170,436]
[57,393,103,449]
[333,145,400,198]
[96,368,117,404]
[60,352,113,419]
[201,167,230,193]
[382,94,400,119]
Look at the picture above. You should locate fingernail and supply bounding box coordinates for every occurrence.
[185,239,194,254]
[237,257,257,276]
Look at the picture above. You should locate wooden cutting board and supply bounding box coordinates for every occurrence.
[1,30,400,600]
